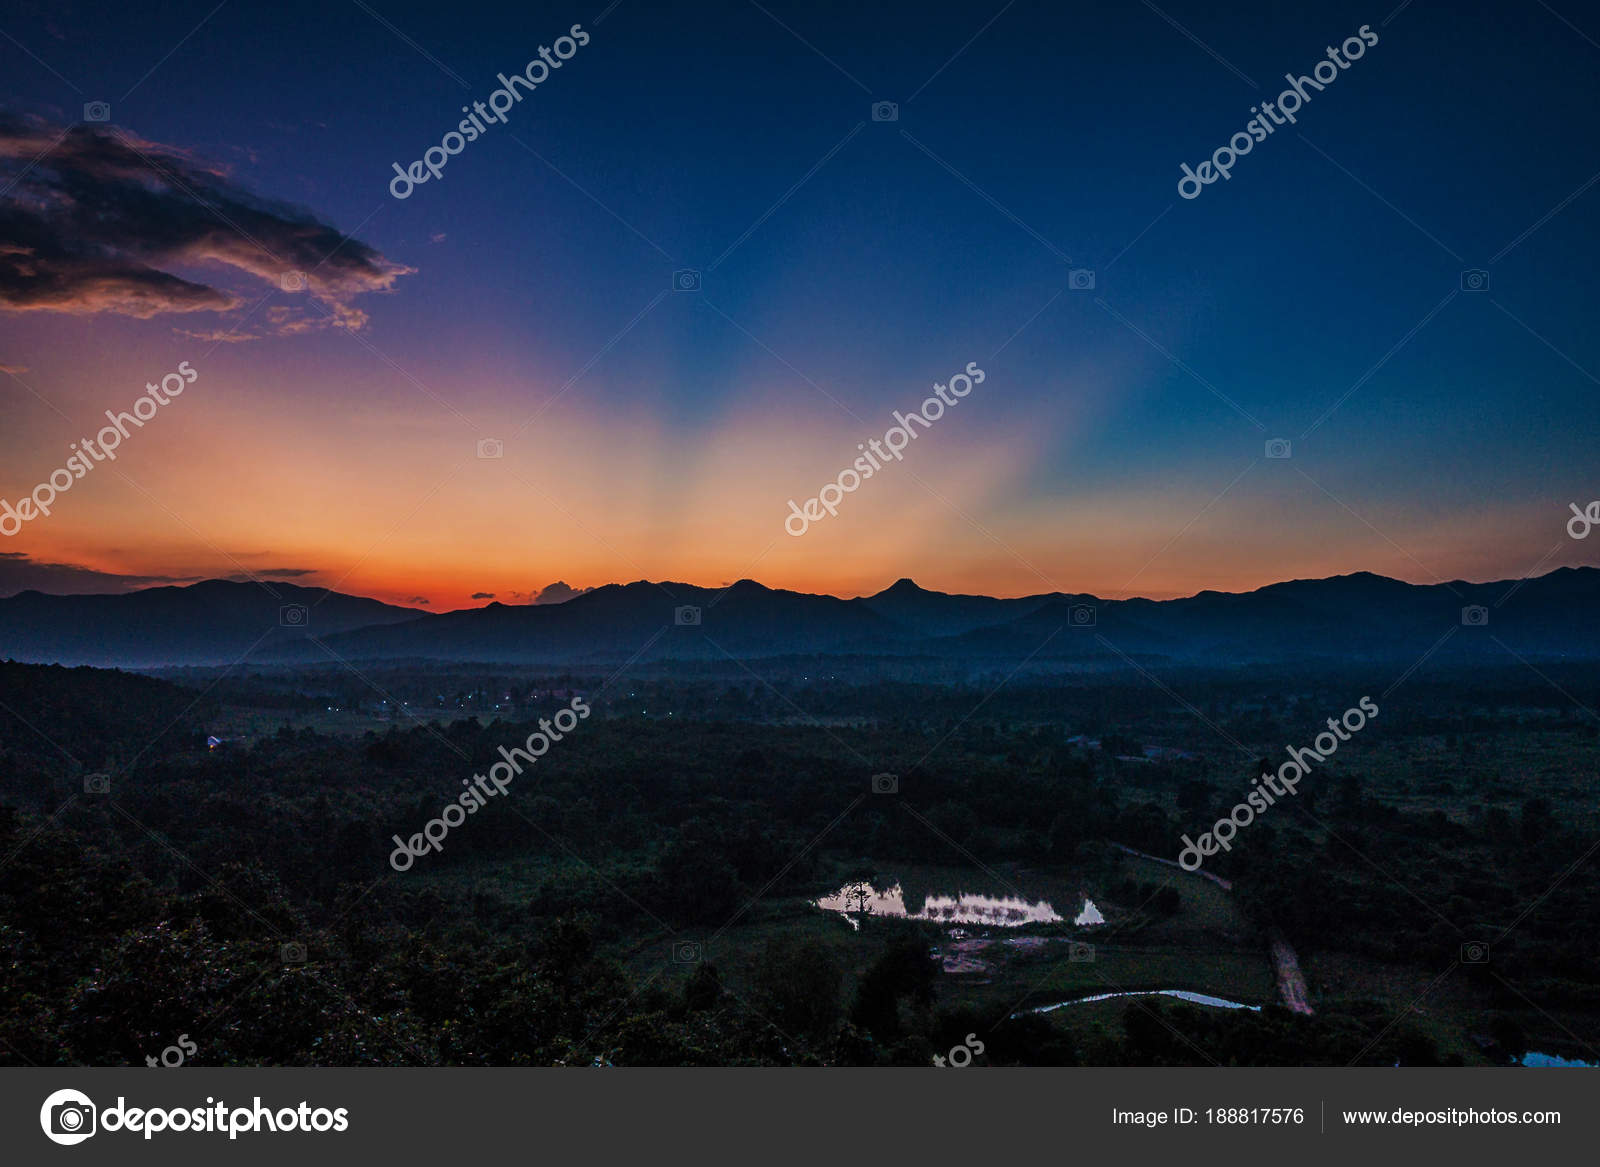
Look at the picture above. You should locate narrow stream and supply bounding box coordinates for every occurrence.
[1018,989,1261,1016]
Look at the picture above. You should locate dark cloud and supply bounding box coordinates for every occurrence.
[406,596,431,606]
[222,568,320,582]
[470,591,496,600]
[0,114,411,334]
[0,551,198,597]
[533,581,592,605]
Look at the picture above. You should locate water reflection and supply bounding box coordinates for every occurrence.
[1521,1051,1597,1068]
[1022,990,1259,1015]
[816,880,1086,930]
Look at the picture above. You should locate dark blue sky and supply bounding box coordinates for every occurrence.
[1,0,1597,604]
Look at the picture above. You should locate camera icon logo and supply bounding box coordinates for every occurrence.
[476,438,504,459]
[871,772,899,794]
[675,605,702,626]
[83,101,110,123]
[83,773,110,794]
[1067,268,1096,291]
[280,270,308,292]
[1460,269,1490,292]
[1265,438,1292,459]
[672,269,702,292]
[672,940,703,963]
[1069,603,1096,627]
[279,604,308,628]
[1461,605,1489,627]
[1069,940,1096,963]
[1460,941,1489,964]
[40,1089,97,1145]
[281,941,308,964]
[871,100,899,122]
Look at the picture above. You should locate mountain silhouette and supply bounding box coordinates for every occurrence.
[1,568,1595,668]
[0,580,425,667]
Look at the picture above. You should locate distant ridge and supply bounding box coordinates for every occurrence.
[0,580,425,667]
[1,568,1597,668]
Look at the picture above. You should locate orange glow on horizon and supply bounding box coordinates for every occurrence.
[1,335,1587,609]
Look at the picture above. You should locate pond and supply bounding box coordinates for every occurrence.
[1520,1051,1597,1068]
[814,880,1100,931]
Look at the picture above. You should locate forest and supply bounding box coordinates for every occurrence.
[2,658,1597,1066]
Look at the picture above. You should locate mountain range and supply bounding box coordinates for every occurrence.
[0,567,1595,669]
[0,580,424,668]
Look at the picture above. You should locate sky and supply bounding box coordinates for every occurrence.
[1,0,1597,609]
